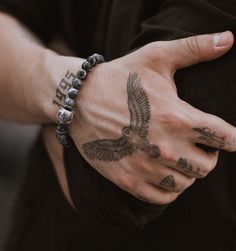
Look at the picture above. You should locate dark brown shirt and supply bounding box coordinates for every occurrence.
[0,1,236,250]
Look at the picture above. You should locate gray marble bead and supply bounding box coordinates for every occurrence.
[56,133,71,147]
[77,69,87,79]
[72,78,83,89]
[87,55,97,66]
[82,61,92,72]
[56,123,67,134]
[68,88,79,99]
[64,97,75,110]
[93,53,105,64]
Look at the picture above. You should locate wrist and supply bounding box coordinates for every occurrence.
[55,53,105,146]
[40,50,84,123]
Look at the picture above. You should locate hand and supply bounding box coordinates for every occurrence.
[65,32,236,205]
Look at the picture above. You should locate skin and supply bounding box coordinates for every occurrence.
[0,12,236,207]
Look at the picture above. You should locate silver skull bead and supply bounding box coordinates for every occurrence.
[57,107,74,124]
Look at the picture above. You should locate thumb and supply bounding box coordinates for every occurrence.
[163,31,234,71]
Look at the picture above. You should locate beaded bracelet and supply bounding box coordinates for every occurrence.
[56,53,105,147]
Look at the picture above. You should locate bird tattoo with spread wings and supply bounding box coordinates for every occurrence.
[82,72,160,161]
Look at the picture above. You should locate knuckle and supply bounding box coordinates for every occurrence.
[132,160,152,175]
[172,185,184,193]
[200,158,218,178]
[142,42,156,59]
[171,178,194,193]
[118,175,137,192]
[142,42,164,64]
[209,158,218,171]
[137,194,163,205]
[127,158,154,175]
[227,143,235,152]
[135,193,151,203]
[181,178,195,191]
[199,166,209,178]
[176,157,205,178]
[160,192,179,204]
[185,36,201,57]
[145,189,180,205]
[226,137,236,152]
[136,188,179,205]
[228,146,236,152]
[174,182,187,193]
[143,42,160,56]
[159,143,175,163]
[159,111,191,131]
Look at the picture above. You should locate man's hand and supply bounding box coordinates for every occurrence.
[66,32,236,205]
[1,13,233,206]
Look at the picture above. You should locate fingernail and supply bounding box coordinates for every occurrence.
[214,31,231,47]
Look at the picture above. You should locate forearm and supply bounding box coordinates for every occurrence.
[0,12,82,124]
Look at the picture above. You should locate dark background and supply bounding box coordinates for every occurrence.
[0,119,38,250]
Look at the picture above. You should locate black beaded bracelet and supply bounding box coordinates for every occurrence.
[56,53,105,147]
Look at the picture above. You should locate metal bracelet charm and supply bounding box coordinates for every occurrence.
[56,53,105,146]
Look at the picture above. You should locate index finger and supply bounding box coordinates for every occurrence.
[191,112,236,152]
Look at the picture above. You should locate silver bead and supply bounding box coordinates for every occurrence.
[72,78,83,89]
[87,55,97,66]
[77,69,87,79]
[56,123,67,134]
[82,61,92,71]
[68,88,79,99]
[57,107,74,124]
[93,53,105,64]
[64,97,75,108]
[56,132,71,147]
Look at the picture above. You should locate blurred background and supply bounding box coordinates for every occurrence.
[0,119,39,250]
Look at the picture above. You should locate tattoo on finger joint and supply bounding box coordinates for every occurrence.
[159,175,175,188]
[177,158,202,178]
[193,127,231,148]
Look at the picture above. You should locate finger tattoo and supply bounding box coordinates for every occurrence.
[82,72,160,161]
[159,175,175,189]
[193,127,231,148]
[177,158,203,178]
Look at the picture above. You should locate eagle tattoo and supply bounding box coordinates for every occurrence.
[82,72,160,161]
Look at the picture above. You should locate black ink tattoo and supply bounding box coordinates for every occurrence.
[82,72,160,161]
[53,88,66,106]
[177,158,202,178]
[53,70,75,107]
[159,175,175,188]
[193,127,230,148]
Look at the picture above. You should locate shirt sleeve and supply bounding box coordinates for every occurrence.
[0,0,61,42]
